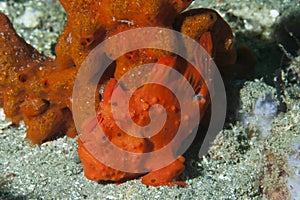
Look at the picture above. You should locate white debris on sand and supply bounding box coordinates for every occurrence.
[16,7,43,28]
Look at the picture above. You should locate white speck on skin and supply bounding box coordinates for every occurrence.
[117,19,135,26]
[67,33,72,43]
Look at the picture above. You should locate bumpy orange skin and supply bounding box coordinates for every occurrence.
[0,12,76,144]
[77,7,235,184]
[0,1,238,186]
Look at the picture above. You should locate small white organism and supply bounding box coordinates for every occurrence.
[243,93,278,137]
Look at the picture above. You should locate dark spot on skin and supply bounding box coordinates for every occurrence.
[43,79,49,88]
[80,36,94,47]
[18,73,27,83]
